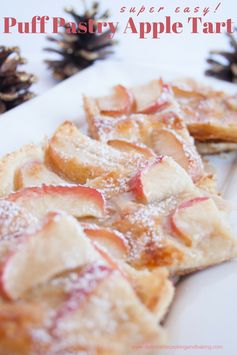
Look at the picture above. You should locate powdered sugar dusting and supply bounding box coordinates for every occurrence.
[0,200,37,240]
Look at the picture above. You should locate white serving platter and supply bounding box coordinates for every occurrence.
[0,61,237,355]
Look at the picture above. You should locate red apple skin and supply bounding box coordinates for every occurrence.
[7,185,104,207]
[98,85,135,116]
[93,244,122,272]
[87,243,128,283]
[134,79,171,114]
[138,100,168,114]
[129,174,145,203]
[151,128,204,183]
[76,223,126,272]
[83,226,129,258]
[177,197,209,209]
[0,255,14,300]
[129,156,164,203]
[115,85,135,115]
[6,184,106,216]
[169,197,209,246]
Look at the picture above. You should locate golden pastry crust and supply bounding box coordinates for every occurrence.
[196,141,237,155]
[172,78,237,142]
[0,303,47,355]
[195,173,217,194]
[0,77,237,353]
[83,94,189,144]
[110,197,237,274]
[187,124,237,143]
[122,264,174,322]
[0,212,169,354]
[0,275,167,355]
[0,122,235,278]
[85,78,237,144]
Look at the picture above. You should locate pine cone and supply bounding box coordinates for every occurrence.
[206,29,237,83]
[0,46,37,113]
[45,2,117,80]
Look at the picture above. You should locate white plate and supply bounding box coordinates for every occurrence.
[1,61,237,355]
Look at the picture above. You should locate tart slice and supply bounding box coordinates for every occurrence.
[106,155,237,274]
[84,79,176,127]
[172,78,237,143]
[45,263,166,354]
[111,194,237,275]
[83,87,205,184]
[0,211,170,354]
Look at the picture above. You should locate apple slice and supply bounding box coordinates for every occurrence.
[0,200,37,241]
[107,139,156,159]
[131,79,170,114]
[6,185,105,219]
[46,121,135,184]
[0,213,99,300]
[129,156,194,203]
[170,197,229,246]
[96,85,134,116]
[0,144,44,197]
[83,224,129,259]
[151,128,204,182]
[14,160,67,190]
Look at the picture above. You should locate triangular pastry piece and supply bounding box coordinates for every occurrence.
[81,223,174,321]
[109,157,237,274]
[84,87,206,184]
